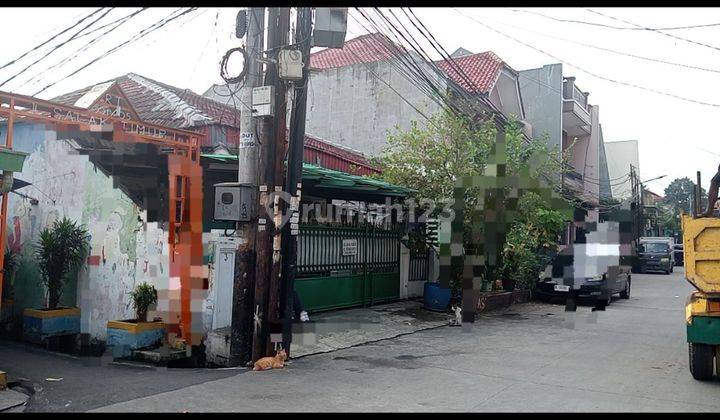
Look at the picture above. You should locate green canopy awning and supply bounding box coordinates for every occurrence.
[201,153,413,197]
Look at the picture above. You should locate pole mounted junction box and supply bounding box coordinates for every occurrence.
[252,86,274,117]
[312,8,348,48]
[214,182,256,222]
[278,49,303,81]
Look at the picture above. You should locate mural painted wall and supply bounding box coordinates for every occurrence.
[0,122,218,342]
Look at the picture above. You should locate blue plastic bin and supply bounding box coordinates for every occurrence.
[424,282,451,312]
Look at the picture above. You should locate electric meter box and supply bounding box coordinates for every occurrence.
[252,86,274,117]
[213,182,256,222]
[278,50,303,81]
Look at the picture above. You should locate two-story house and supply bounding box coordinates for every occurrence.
[519,63,612,226]
[304,33,531,157]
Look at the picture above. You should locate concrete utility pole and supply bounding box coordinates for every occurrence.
[252,7,291,362]
[229,7,264,367]
[280,6,313,356]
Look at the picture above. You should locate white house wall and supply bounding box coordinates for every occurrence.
[305,57,446,157]
[1,122,216,343]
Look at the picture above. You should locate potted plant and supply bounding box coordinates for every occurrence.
[106,282,165,358]
[23,218,89,344]
[1,248,19,336]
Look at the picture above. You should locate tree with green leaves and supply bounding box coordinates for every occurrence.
[377,111,566,228]
[376,110,571,294]
[663,176,705,216]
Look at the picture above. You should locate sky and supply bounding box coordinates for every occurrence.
[1,7,719,195]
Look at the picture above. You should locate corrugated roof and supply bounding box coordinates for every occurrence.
[201,154,412,196]
[304,134,379,174]
[51,73,242,129]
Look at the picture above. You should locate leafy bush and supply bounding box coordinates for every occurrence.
[376,112,569,296]
[501,193,567,291]
[130,282,158,322]
[2,248,18,300]
[36,218,89,309]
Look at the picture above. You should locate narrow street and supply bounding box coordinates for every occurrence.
[1,6,718,415]
[4,267,718,412]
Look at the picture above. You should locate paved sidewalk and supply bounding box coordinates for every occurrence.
[291,300,452,358]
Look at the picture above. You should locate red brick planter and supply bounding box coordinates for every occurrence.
[512,289,531,304]
[475,289,531,314]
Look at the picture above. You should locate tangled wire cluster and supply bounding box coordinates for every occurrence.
[220,46,248,84]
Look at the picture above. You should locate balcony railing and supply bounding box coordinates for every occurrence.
[562,78,589,111]
[572,85,587,109]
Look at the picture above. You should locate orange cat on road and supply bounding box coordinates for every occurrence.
[253,348,287,371]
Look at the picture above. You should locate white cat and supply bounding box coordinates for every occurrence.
[450,304,462,326]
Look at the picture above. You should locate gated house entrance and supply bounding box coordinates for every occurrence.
[201,156,413,313]
[295,223,403,312]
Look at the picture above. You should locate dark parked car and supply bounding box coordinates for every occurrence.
[535,260,631,307]
[674,244,684,266]
[535,221,631,307]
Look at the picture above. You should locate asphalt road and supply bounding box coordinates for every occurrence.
[0,340,239,412]
[5,267,720,412]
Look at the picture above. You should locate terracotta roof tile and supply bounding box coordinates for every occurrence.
[309,33,406,70]
[435,51,508,94]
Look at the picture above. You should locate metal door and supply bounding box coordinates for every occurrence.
[212,241,237,329]
[295,224,402,312]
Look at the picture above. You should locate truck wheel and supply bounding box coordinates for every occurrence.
[716,346,720,378]
[689,343,714,380]
[620,278,631,299]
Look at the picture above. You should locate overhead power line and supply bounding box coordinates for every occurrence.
[351,9,586,206]
[0,8,113,89]
[585,8,720,53]
[349,8,626,207]
[17,8,148,92]
[348,10,455,116]
[33,7,199,97]
[475,11,720,75]
[453,8,720,109]
[0,7,105,72]
[509,8,720,31]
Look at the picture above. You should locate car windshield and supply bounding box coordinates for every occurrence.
[642,242,669,253]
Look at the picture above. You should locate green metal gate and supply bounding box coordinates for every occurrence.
[294,224,402,312]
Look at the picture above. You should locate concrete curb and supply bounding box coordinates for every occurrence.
[289,321,451,360]
[0,389,29,413]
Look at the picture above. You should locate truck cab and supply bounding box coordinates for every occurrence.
[637,238,674,274]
